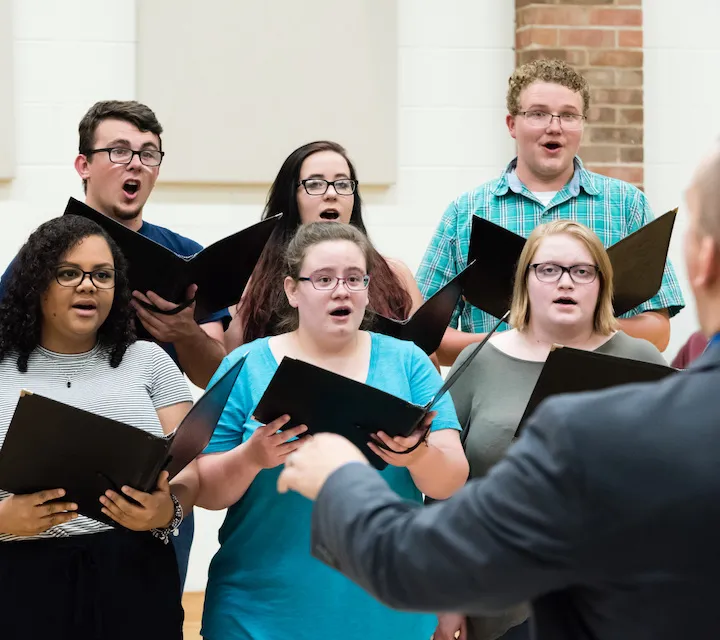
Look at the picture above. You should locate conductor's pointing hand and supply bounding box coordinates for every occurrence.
[277,433,370,500]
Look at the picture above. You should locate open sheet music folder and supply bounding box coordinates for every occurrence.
[64,197,281,319]
[254,313,508,470]
[0,354,246,526]
[463,209,678,319]
[371,263,472,354]
[515,345,677,437]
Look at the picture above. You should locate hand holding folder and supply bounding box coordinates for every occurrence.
[254,313,509,469]
[64,197,281,320]
[0,354,246,527]
[463,209,678,319]
[515,346,677,436]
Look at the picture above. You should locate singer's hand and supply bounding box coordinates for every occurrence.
[100,471,175,531]
[368,411,436,468]
[0,489,78,536]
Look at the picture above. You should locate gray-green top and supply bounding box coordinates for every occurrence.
[446,331,668,640]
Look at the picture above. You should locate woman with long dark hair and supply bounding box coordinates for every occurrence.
[0,215,195,639]
[226,140,424,349]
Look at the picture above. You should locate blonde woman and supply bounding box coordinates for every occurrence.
[435,220,667,640]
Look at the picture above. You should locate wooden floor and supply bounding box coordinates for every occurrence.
[183,592,204,640]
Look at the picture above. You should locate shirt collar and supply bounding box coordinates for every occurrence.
[490,156,601,197]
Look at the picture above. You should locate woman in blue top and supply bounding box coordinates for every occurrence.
[195,222,469,640]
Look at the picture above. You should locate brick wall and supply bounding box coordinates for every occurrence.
[515,0,644,188]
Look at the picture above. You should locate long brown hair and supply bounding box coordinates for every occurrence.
[238,141,412,343]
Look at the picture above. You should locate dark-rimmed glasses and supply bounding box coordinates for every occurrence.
[297,273,370,291]
[517,111,586,130]
[298,178,357,196]
[54,266,116,289]
[87,147,164,167]
[529,263,599,284]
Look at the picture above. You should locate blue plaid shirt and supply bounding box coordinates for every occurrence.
[416,157,685,333]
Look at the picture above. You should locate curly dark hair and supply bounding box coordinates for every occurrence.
[0,215,136,372]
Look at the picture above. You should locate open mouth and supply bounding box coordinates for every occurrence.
[542,142,562,151]
[123,180,139,195]
[72,302,97,315]
[319,209,340,220]
[553,298,577,306]
[330,307,351,317]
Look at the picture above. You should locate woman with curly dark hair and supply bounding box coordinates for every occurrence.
[0,215,194,640]
[225,141,430,351]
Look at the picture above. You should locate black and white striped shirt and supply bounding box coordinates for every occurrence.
[0,340,192,541]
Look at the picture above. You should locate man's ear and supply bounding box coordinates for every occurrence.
[75,154,91,181]
[697,236,720,289]
[284,276,299,308]
[506,113,517,140]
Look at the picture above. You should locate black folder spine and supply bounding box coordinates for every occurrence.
[138,440,172,493]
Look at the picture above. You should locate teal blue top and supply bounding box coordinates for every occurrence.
[201,332,461,640]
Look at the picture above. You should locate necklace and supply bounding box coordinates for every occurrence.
[36,344,100,388]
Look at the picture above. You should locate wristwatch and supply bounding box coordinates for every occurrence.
[151,493,184,544]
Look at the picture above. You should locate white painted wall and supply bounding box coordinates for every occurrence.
[644,0,720,358]
[9,0,717,592]
[4,0,515,590]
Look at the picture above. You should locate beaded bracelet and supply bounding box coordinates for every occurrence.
[151,493,183,545]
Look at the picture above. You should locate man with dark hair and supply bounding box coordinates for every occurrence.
[76,100,163,198]
[69,100,228,388]
[417,59,685,365]
[0,100,229,591]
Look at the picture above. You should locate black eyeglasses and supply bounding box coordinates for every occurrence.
[297,273,370,291]
[298,178,357,196]
[517,111,586,130]
[529,263,599,284]
[54,266,116,289]
[87,147,164,167]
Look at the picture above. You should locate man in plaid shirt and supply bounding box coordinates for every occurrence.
[416,59,684,366]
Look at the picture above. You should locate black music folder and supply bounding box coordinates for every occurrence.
[515,345,676,436]
[254,312,508,470]
[64,197,281,319]
[605,210,677,317]
[371,263,472,354]
[463,209,678,319]
[0,354,246,526]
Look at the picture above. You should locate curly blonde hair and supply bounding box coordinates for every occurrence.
[506,59,591,116]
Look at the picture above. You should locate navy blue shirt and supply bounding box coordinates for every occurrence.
[0,218,230,368]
